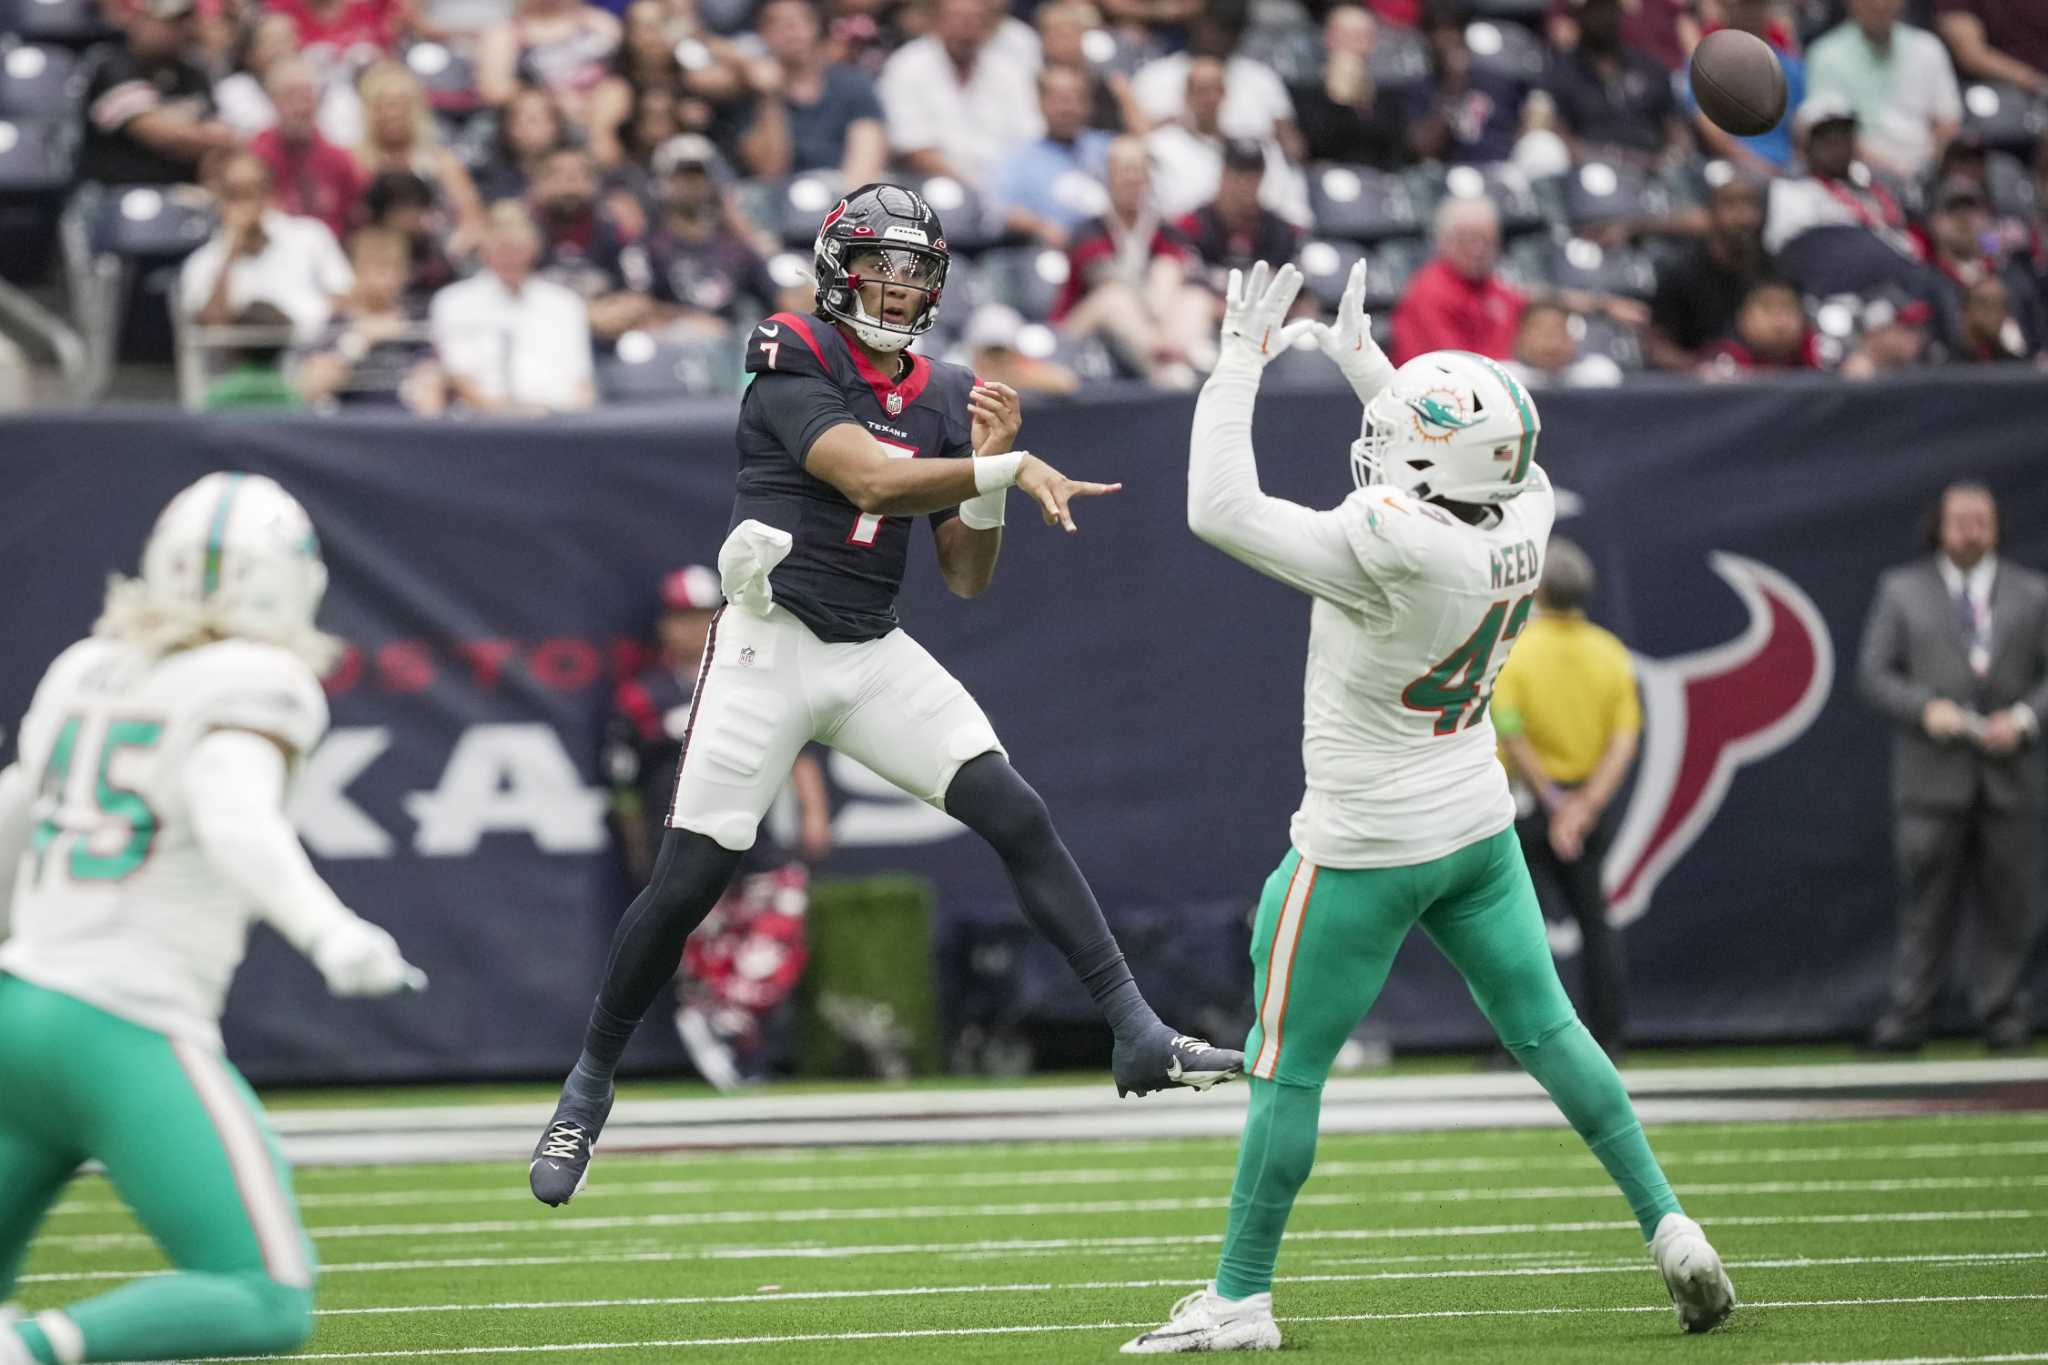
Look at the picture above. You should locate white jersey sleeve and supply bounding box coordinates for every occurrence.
[181,640,331,756]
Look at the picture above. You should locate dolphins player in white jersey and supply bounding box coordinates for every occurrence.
[0,473,425,1365]
[1122,262,1734,1353]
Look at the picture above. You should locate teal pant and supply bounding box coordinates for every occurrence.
[1217,830,1681,1299]
[0,975,315,1362]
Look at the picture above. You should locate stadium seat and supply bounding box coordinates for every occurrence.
[1368,24,1433,93]
[1985,150,2039,220]
[0,42,84,119]
[1296,237,1370,309]
[601,329,745,401]
[1409,161,1547,235]
[1241,7,1321,86]
[0,0,115,47]
[1498,232,1553,291]
[1369,235,1432,306]
[1309,164,1422,243]
[81,182,214,259]
[1464,18,1547,86]
[403,41,482,116]
[774,172,849,247]
[1262,332,1341,385]
[1538,236,1657,299]
[0,115,76,195]
[1572,312,1645,371]
[1960,82,2048,155]
[978,245,1069,322]
[909,174,1002,253]
[1564,159,1665,228]
[1469,0,1547,18]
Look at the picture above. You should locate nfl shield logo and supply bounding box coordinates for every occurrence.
[885,391,903,417]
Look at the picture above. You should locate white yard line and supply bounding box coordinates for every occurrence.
[37,1175,2048,1251]
[52,1138,2048,1219]
[303,1251,2048,1319]
[195,1293,2048,1360]
[23,1208,2037,1285]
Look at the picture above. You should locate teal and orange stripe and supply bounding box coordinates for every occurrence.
[200,473,245,599]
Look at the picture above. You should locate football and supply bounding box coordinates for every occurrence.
[1689,29,1788,138]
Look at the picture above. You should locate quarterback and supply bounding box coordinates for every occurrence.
[0,473,425,1364]
[531,183,1242,1207]
[1123,262,1735,1352]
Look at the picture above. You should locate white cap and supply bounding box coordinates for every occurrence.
[1794,93,1857,135]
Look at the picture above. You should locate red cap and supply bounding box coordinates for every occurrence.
[661,565,722,611]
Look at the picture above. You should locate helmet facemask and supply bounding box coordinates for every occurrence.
[820,241,947,352]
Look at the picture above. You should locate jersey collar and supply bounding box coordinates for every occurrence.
[837,324,932,416]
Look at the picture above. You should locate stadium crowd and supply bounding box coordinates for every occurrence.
[3,0,2047,409]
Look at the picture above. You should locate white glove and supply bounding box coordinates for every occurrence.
[1304,259,1397,404]
[1218,261,1316,371]
[311,918,428,997]
[717,518,792,618]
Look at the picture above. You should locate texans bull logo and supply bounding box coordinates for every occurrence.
[1547,552,1834,952]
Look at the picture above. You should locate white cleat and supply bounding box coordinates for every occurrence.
[1121,1288,1282,1353]
[1650,1212,1736,1333]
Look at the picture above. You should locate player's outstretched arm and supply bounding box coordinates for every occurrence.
[182,728,427,997]
[0,763,29,937]
[1189,261,1377,604]
[807,424,1119,530]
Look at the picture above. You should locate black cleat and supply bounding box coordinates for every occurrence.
[529,1089,613,1207]
[1113,1024,1244,1097]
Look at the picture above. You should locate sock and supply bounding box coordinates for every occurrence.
[18,1274,310,1361]
[1065,937,1160,1038]
[1510,1017,1681,1239]
[1214,1077,1322,1299]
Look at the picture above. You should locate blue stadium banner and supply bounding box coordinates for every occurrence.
[3,372,2046,1082]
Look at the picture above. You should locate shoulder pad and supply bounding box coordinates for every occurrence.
[177,641,331,756]
[744,313,839,380]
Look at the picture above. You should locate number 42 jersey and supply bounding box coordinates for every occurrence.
[1295,467,1556,869]
[1,635,329,1047]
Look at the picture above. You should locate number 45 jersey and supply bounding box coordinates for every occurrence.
[1297,466,1556,869]
[732,311,977,644]
[1,635,328,1047]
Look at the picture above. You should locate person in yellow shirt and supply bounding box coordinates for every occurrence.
[1492,538,1642,1058]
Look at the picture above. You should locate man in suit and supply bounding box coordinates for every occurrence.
[1857,481,2047,1053]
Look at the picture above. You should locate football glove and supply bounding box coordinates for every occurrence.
[1304,259,1396,404]
[1218,260,1316,371]
[312,917,428,997]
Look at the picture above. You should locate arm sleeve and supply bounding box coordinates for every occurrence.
[0,763,31,937]
[1856,576,1933,727]
[1187,359,1376,606]
[748,370,862,469]
[182,728,359,956]
[1610,648,1643,734]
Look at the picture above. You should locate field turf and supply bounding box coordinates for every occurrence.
[18,1105,2048,1362]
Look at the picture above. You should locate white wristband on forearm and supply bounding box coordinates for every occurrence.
[973,452,1024,494]
[958,488,1006,529]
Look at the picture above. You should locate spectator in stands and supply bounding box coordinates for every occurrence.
[365,168,460,302]
[1054,135,1212,384]
[1806,0,1961,181]
[596,133,780,340]
[1506,300,1622,388]
[734,0,889,181]
[180,149,354,342]
[1099,0,1198,48]
[430,201,597,411]
[249,58,368,241]
[1924,176,2047,353]
[1858,480,2045,1054]
[80,0,239,188]
[1765,96,1929,296]
[202,301,304,410]
[1841,289,1934,378]
[472,82,568,203]
[1691,0,1807,177]
[478,0,623,122]
[356,61,485,252]
[879,0,1043,187]
[1933,0,2048,97]
[265,0,407,63]
[1176,139,1305,290]
[1131,0,1301,162]
[1147,55,1310,225]
[824,0,907,78]
[214,13,363,149]
[1408,0,1528,166]
[992,65,1116,248]
[1546,0,1689,166]
[297,226,446,410]
[961,303,1082,394]
[1547,0,1695,73]
[1647,175,1770,371]
[1390,194,1522,364]
[1699,276,1820,375]
[1939,274,2039,363]
[529,146,636,306]
[1036,0,1136,133]
[587,0,743,166]
[1289,5,1407,170]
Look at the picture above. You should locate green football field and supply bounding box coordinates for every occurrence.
[18,1101,2048,1362]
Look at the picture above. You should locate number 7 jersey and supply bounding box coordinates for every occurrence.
[1293,467,1555,869]
[1,635,328,1048]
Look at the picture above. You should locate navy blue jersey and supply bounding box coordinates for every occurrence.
[733,311,975,643]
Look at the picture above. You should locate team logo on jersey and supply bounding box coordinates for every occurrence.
[1594,554,1834,930]
[1406,389,1479,443]
[885,391,904,416]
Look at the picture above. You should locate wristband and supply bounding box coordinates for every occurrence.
[958,488,1006,530]
[973,452,1024,494]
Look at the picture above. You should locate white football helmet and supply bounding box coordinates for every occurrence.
[140,472,329,649]
[1352,350,1541,505]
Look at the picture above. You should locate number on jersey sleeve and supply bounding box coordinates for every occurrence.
[1402,593,1535,736]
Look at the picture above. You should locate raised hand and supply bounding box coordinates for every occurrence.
[1303,258,1396,402]
[971,380,1022,455]
[1218,260,1316,370]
